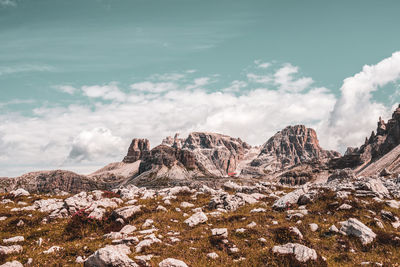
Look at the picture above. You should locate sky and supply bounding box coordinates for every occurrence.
[1,0,400,177]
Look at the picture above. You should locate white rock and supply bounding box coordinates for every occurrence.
[9,188,30,197]
[142,219,154,228]
[211,228,228,238]
[250,208,266,213]
[3,236,24,244]
[85,244,138,267]
[88,208,106,220]
[120,225,137,235]
[337,204,352,210]
[339,218,376,245]
[34,198,64,213]
[184,212,208,227]
[309,223,318,232]
[329,225,339,233]
[272,243,317,262]
[43,246,62,254]
[0,216,7,221]
[236,228,246,233]
[207,252,219,259]
[156,205,168,212]
[386,200,400,209]
[113,205,142,220]
[135,234,161,253]
[0,261,23,267]
[247,221,257,228]
[76,256,85,263]
[289,226,303,239]
[159,258,188,267]
[0,245,23,255]
[272,187,308,210]
[180,202,194,208]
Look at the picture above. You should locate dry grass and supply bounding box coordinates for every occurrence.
[0,188,399,266]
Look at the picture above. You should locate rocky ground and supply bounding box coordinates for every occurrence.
[1,173,400,266]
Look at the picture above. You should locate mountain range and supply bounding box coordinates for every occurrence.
[2,105,400,193]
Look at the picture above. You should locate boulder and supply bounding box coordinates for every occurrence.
[113,205,142,220]
[339,218,376,245]
[2,236,24,244]
[272,243,317,262]
[272,186,308,210]
[184,212,208,227]
[158,258,188,267]
[211,228,228,238]
[84,244,138,267]
[9,188,30,197]
[0,261,23,267]
[0,245,23,255]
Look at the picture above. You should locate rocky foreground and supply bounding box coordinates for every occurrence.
[1,172,400,266]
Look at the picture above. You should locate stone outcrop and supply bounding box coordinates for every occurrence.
[272,243,317,263]
[163,132,252,176]
[339,218,376,245]
[0,170,114,194]
[331,105,400,175]
[123,138,150,163]
[84,244,138,267]
[241,125,340,177]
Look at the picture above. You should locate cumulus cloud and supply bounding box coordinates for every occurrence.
[68,127,123,162]
[274,63,314,92]
[130,82,177,93]
[82,83,126,101]
[322,51,400,151]
[246,73,271,84]
[1,55,400,177]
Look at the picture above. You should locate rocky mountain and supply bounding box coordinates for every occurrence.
[122,138,150,163]
[0,125,340,192]
[240,125,340,178]
[330,104,400,176]
[0,170,113,194]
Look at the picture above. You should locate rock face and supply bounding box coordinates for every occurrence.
[161,132,252,177]
[123,138,150,163]
[241,125,340,177]
[0,170,113,194]
[331,105,400,175]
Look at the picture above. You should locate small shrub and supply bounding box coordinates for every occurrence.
[271,226,302,244]
[102,190,120,199]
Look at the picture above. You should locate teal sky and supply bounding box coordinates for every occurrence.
[1,0,400,176]
[1,0,400,103]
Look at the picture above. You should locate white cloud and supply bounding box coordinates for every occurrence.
[322,51,400,151]
[0,66,335,176]
[1,55,400,177]
[130,81,177,93]
[55,85,77,95]
[274,63,314,92]
[0,64,54,76]
[82,83,126,101]
[246,73,271,84]
[68,127,123,162]
[254,60,271,69]
[185,77,210,90]
[222,80,247,92]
